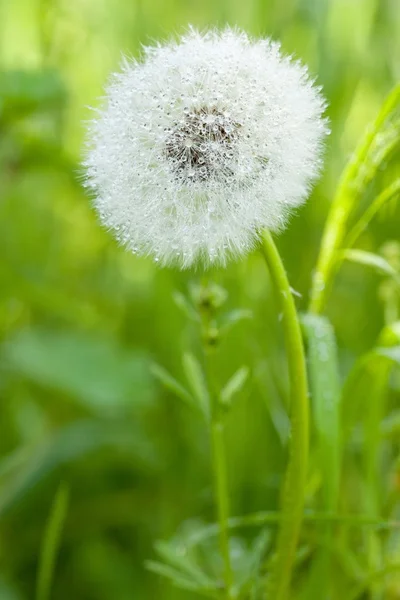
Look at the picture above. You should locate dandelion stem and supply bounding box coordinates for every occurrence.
[260,230,309,600]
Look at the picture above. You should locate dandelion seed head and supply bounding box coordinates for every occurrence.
[84,27,328,268]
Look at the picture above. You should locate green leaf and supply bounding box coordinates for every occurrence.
[182,353,210,419]
[145,561,219,598]
[219,309,253,334]
[236,529,271,595]
[4,328,154,416]
[302,314,341,510]
[154,540,215,586]
[220,366,249,407]
[36,482,69,600]
[172,291,200,322]
[150,363,195,408]
[341,249,398,277]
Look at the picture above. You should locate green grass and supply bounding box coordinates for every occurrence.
[0,0,400,598]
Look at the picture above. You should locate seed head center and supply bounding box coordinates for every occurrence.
[165,107,240,184]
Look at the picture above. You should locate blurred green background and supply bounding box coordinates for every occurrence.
[1,0,400,598]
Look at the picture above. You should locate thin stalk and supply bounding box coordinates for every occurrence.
[185,511,400,549]
[210,418,234,599]
[199,284,234,600]
[363,366,389,600]
[309,84,400,314]
[344,178,400,249]
[260,230,309,600]
[36,482,69,600]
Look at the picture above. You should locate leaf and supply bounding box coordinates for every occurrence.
[236,529,271,595]
[145,561,219,598]
[219,309,253,334]
[341,249,398,278]
[301,313,342,600]
[154,540,215,586]
[220,366,249,407]
[182,353,210,419]
[172,291,200,322]
[151,363,195,407]
[302,314,341,510]
[36,482,69,600]
[4,328,154,416]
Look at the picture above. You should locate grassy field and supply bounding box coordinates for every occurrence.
[0,0,400,598]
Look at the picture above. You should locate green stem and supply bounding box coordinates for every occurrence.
[344,178,400,250]
[211,418,234,599]
[260,230,309,600]
[186,511,399,549]
[309,84,400,314]
[199,283,234,599]
[36,482,69,600]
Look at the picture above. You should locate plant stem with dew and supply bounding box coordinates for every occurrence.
[260,230,309,600]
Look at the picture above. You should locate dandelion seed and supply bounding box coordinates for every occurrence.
[83,27,328,268]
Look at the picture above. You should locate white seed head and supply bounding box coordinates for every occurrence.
[83,27,328,268]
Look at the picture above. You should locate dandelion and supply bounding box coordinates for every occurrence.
[84,27,328,268]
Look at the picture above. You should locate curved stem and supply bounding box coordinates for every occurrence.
[260,230,309,600]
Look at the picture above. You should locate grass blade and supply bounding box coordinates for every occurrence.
[344,179,400,249]
[36,482,69,600]
[302,314,341,509]
[309,83,400,314]
[301,314,341,596]
[340,249,398,278]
